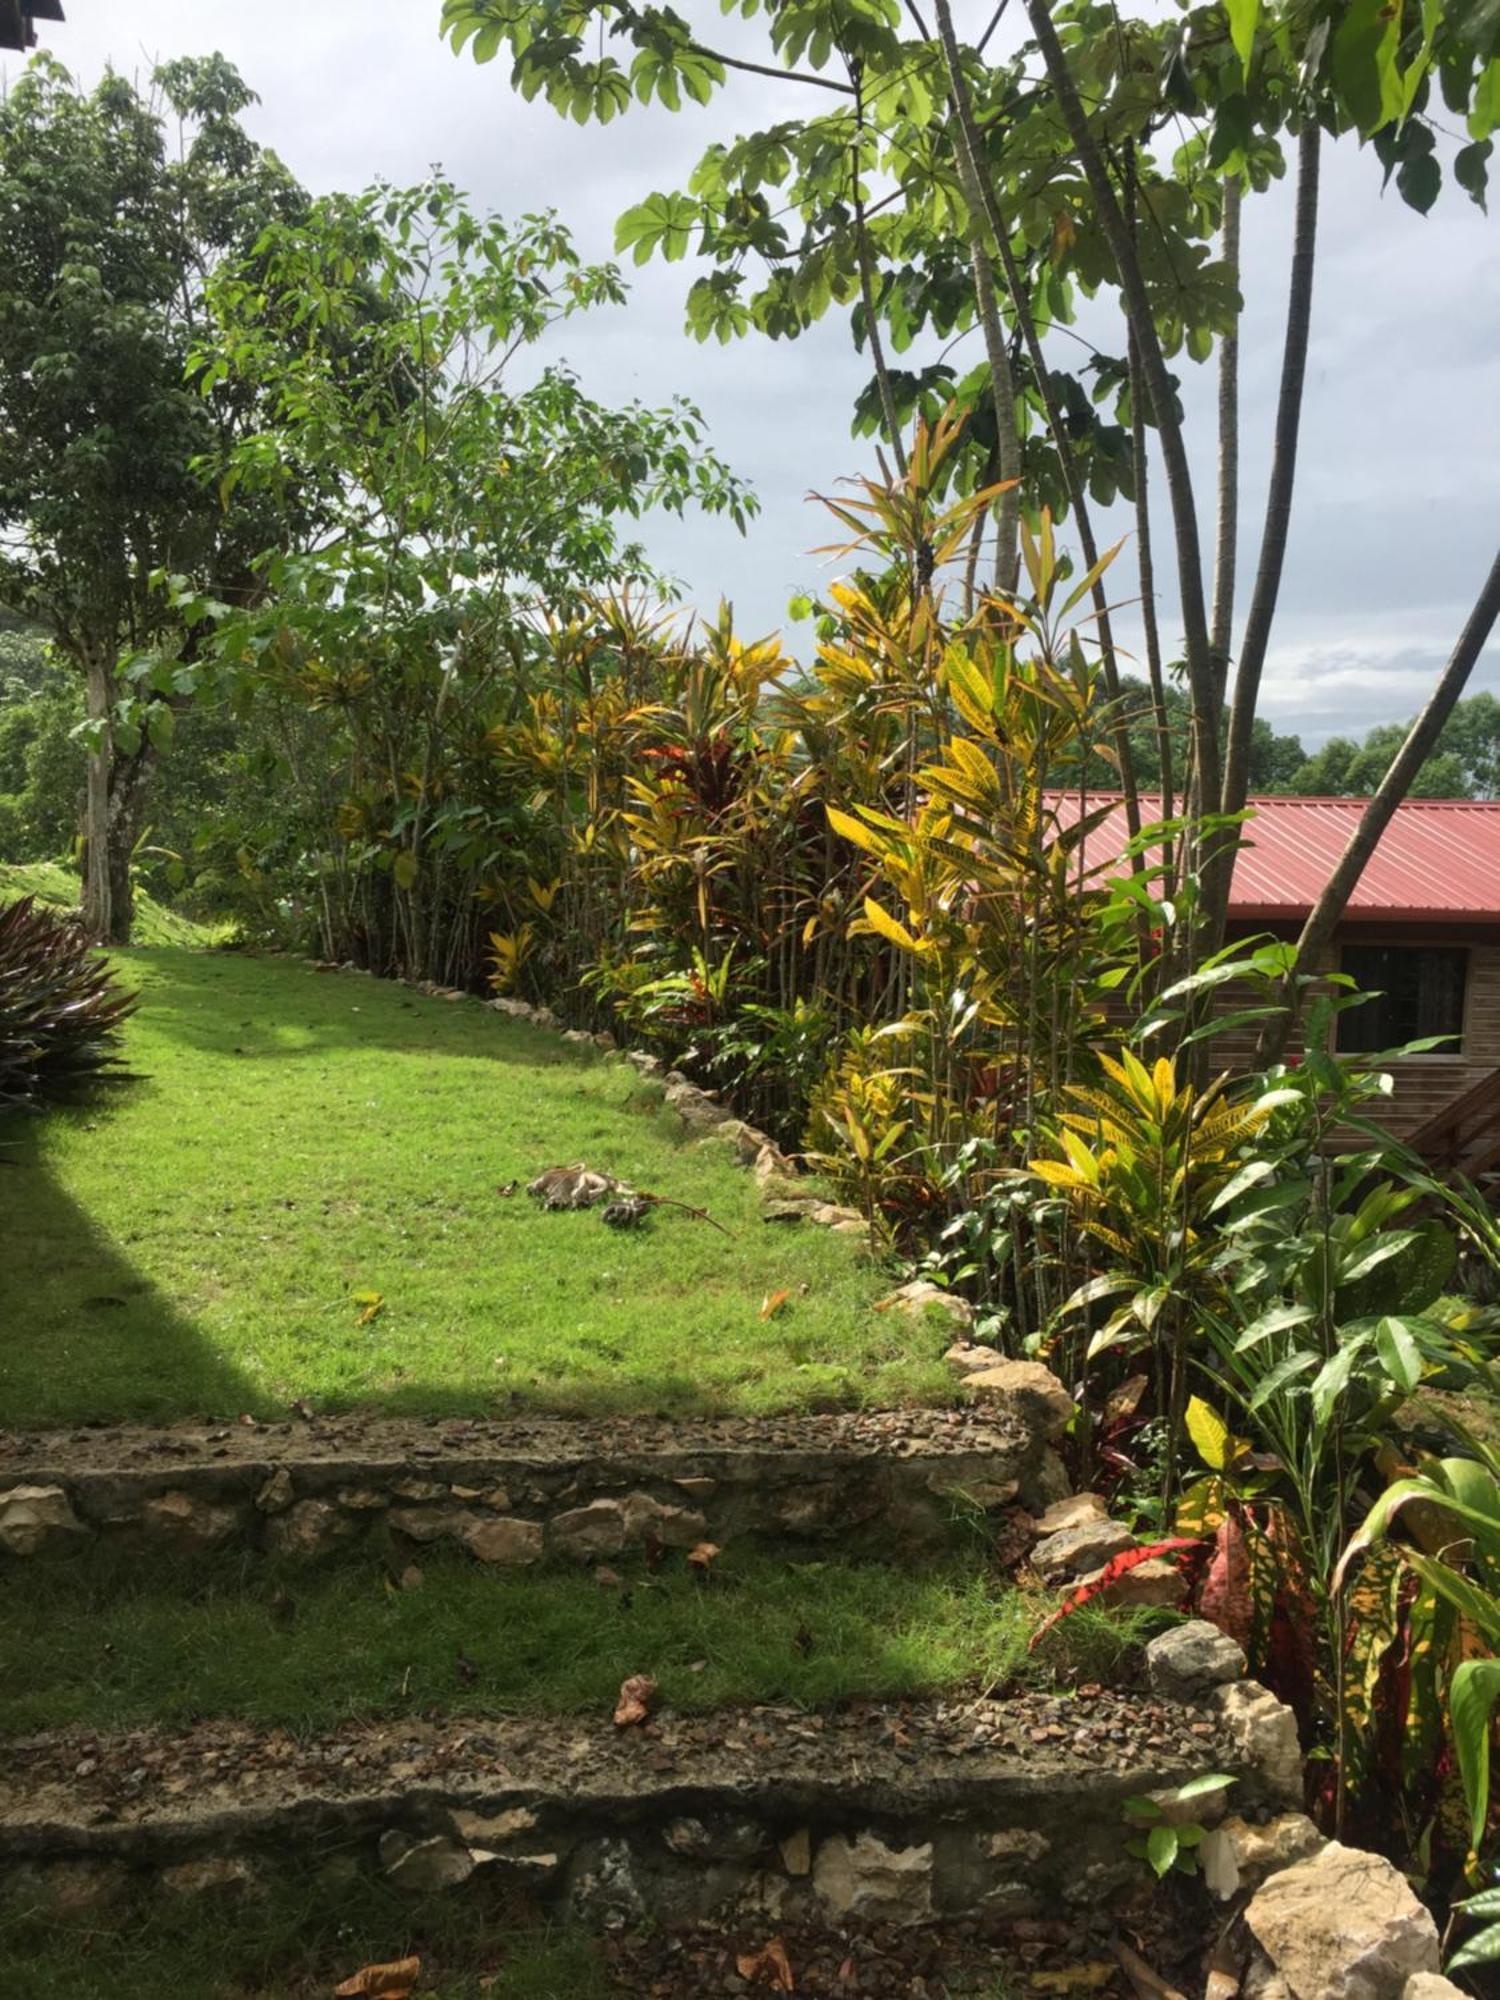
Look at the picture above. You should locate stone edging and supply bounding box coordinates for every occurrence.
[0,1679,1297,1932]
[0,1405,1057,1567]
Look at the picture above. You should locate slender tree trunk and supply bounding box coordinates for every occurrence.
[931,0,1142,840]
[104,743,154,947]
[850,75,909,483]
[854,200,908,482]
[1128,329,1174,838]
[82,648,114,943]
[1261,548,1500,1060]
[1022,0,1220,821]
[930,0,1020,595]
[965,235,1023,594]
[1210,175,1242,704]
[1221,124,1321,827]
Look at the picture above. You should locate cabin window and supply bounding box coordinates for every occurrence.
[1337,944,1467,1055]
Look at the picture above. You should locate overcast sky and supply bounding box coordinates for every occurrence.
[10,1,1498,744]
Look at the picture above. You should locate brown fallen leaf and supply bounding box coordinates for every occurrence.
[760,1288,792,1321]
[1030,1965,1116,1994]
[735,1937,795,1992]
[333,1957,421,1999]
[613,1673,658,1727]
[1105,1371,1150,1422]
[687,1541,720,1574]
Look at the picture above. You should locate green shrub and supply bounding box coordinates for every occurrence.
[0,896,135,1115]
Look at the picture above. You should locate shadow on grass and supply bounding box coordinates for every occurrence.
[128,948,584,1072]
[0,948,917,1431]
[0,1119,257,1428]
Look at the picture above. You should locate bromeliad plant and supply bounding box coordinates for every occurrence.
[0,896,136,1116]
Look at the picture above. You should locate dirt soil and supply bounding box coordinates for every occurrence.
[601,1886,1223,1999]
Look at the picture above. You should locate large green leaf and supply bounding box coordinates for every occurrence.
[1225,0,1260,77]
[1451,1657,1500,1848]
[615,192,701,264]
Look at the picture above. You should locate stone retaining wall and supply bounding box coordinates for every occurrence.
[0,1409,1059,1568]
[0,1680,1297,1932]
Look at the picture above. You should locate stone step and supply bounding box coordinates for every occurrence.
[0,1684,1298,1935]
[0,1407,1060,1569]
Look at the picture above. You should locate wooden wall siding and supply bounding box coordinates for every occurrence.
[1205,937,1500,1137]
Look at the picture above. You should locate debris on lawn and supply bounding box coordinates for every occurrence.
[333,1957,421,1999]
[526,1163,732,1237]
[736,1934,797,1991]
[602,1195,651,1229]
[613,1673,658,1727]
[528,1163,624,1210]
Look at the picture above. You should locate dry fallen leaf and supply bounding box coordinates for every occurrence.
[613,1673,658,1728]
[1205,1971,1240,2000]
[687,1541,720,1574]
[759,1288,792,1321]
[333,1957,421,1999]
[1105,1371,1150,1423]
[735,1937,796,1992]
[1031,1965,1116,1994]
[351,1288,385,1326]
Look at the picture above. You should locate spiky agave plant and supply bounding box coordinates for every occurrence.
[0,896,137,1115]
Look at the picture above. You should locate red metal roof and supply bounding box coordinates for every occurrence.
[1063,795,1500,927]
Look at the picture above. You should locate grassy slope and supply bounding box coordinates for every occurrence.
[0,949,953,1426]
[0,858,229,947]
[0,1544,1060,1739]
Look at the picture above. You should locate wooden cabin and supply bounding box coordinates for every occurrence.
[0,0,63,51]
[1076,796,1500,1175]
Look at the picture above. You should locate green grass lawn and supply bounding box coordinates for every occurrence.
[2,1883,612,2000]
[0,1544,1066,1739]
[0,858,230,947]
[0,948,954,1427]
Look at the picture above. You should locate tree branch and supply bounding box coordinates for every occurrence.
[1262,547,1500,1061]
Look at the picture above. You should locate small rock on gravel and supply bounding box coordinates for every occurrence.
[1144,1620,1247,1701]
